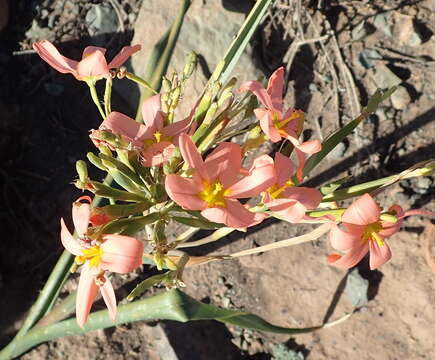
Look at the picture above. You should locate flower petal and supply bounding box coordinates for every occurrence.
[329,224,363,251]
[76,50,109,79]
[60,218,82,256]
[178,134,209,181]
[32,40,78,74]
[82,46,107,58]
[204,142,242,186]
[201,199,257,228]
[165,174,207,210]
[141,95,164,132]
[283,187,322,210]
[101,111,148,146]
[72,199,91,238]
[342,193,381,225]
[142,142,175,167]
[76,264,99,327]
[100,235,144,274]
[328,243,369,269]
[239,81,274,109]
[107,44,141,69]
[369,240,392,270]
[267,67,284,113]
[255,108,281,143]
[227,155,275,198]
[268,199,307,223]
[162,117,191,137]
[100,278,117,322]
[274,152,294,186]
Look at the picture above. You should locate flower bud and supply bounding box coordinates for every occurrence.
[183,51,197,79]
[76,160,88,182]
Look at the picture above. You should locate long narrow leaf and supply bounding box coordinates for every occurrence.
[0,290,350,360]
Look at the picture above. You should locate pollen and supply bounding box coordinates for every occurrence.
[267,179,295,199]
[198,181,230,207]
[75,245,103,268]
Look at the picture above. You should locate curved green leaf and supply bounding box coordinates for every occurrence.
[0,290,349,360]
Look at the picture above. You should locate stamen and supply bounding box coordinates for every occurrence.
[198,181,229,207]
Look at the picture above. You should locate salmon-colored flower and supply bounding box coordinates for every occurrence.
[264,153,322,223]
[240,67,321,180]
[33,40,141,82]
[97,95,191,166]
[60,197,144,327]
[165,134,275,228]
[328,193,433,270]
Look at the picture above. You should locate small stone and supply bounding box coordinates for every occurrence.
[415,177,432,194]
[373,13,393,37]
[308,83,319,92]
[85,3,118,36]
[25,19,52,41]
[272,344,305,360]
[345,268,369,307]
[372,64,401,88]
[393,13,422,47]
[390,85,411,110]
[358,48,382,69]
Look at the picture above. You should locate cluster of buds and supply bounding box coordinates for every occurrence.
[34,41,433,326]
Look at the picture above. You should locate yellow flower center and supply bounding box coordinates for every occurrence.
[362,222,385,247]
[75,245,103,268]
[143,131,172,147]
[266,179,295,199]
[272,111,304,137]
[198,181,231,207]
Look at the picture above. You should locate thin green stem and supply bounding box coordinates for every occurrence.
[87,82,106,119]
[125,72,157,94]
[104,76,113,116]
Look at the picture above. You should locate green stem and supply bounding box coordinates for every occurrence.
[87,82,106,119]
[104,76,113,116]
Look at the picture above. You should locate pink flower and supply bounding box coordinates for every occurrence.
[264,153,322,223]
[60,197,144,327]
[328,193,433,270]
[240,67,321,180]
[165,134,275,228]
[97,95,191,166]
[33,40,141,82]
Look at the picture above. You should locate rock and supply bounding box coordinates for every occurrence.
[351,21,376,41]
[272,344,305,360]
[393,13,422,47]
[85,3,118,36]
[358,48,382,69]
[345,268,369,307]
[390,85,411,110]
[25,20,52,42]
[128,1,261,114]
[373,13,393,37]
[415,177,432,194]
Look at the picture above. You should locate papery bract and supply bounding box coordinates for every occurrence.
[165,134,275,228]
[240,67,321,180]
[328,193,433,270]
[60,197,144,326]
[264,153,322,223]
[98,95,191,166]
[33,40,141,82]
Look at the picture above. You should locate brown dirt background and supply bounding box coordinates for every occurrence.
[0,0,434,359]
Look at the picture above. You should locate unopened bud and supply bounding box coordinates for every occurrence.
[170,87,181,108]
[183,51,197,79]
[117,66,127,79]
[87,152,107,171]
[162,76,172,93]
[76,160,88,182]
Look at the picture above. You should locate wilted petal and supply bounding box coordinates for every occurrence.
[165,174,207,210]
[255,108,281,143]
[369,240,392,270]
[342,193,381,225]
[178,134,209,181]
[82,46,107,58]
[108,44,141,69]
[329,224,363,251]
[76,50,109,79]
[239,80,274,109]
[60,218,83,256]
[274,152,294,186]
[102,112,148,146]
[76,264,99,327]
[142,142,175,167]
[72,198,91,238]
[328,243,369,269]
[267,67,284,113]
[141,95,164,132]
[100,235,144,273]
[100,278,117,322]
[227,155,275,198]
[32,40,78,74]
